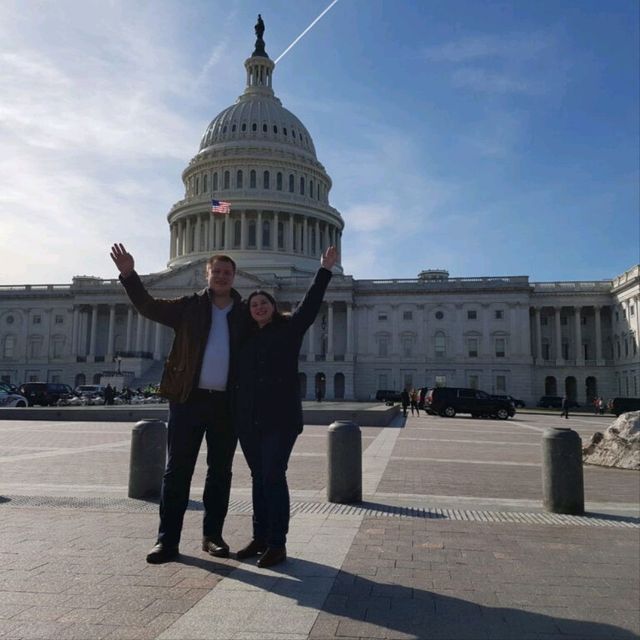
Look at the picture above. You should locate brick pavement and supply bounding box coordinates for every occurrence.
[0,411,638,639]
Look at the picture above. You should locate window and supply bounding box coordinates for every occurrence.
[435,311,444,320]
[289,174,294,193]
[467,310,477,320]
[309,179,314,199]
[195,177,199,195]
[435,332,446,357]
[403,311,413,321]
[263,171,270,189]
[378,337,388,357]
[3,336,16,358]
[6,315,14,325]
[29,338,42,358]
[542,342,550,360]
[299,177,305,195]
[277,221,284,249]
[53,339,64,358]
[248,220,256,248]
[541,317,548,326]
[241,123,247,132]
[495,310,504,320]
[435,375,446,387]
[273,125,278,133]
[252,123,257,132]
[631,306,635,316]
[495,338,505,358]
[223,171,230,189]
[262,220,270,248]
[55,315,63,324]
[276,172,283,191]
[250,170,256,188]
[378,313,387,321]
[236,170,243,189]
[562,341,569,359]
[203,174,208,192]
[283,127,287,136]
[469,375,479,389]
[496,375,506,392]
[561,316,567,326]
[402,336,413,357]
[213,172,218,191]
[33,315,41,325]
[262,123,267,132]
[467,338,478,358]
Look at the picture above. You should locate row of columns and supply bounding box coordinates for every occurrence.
[304,302,352,361]
[170,211,342,260]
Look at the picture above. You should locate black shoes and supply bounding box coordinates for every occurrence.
[146,542,179,564]
[202,535,230,558]
[236,539,267,560]
[257,546,287,568]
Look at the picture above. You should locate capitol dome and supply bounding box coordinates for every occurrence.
[166,18,343,276]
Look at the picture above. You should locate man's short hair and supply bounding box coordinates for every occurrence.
[206,254,236,273]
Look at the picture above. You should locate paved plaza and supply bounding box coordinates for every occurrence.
[0,409,638,639]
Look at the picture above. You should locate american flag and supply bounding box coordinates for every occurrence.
[211,199,231,214]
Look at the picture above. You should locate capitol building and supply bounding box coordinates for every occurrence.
[1,25,638,405]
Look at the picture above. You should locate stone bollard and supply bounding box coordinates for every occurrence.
[128,420,167,500]
[327,420,362,503]
[541,427,585,515]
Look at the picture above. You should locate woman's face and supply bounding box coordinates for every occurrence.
[250,294,275,327]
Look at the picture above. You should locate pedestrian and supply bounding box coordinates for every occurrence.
[409,388,419,416]
[561,395,570,419]
[233,246,337,568]
[400,388,410,417]
[110,243,247,564]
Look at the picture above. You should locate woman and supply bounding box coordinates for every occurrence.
[234,246,337,568]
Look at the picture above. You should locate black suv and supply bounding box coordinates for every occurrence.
[375,389,402,403]
[424,387,515,419]
[537,396,579,409]
[491,394,525,408]
[610,397,640,416]
[18,382,74,407]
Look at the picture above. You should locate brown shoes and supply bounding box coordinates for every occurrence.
[202,535,230,558]
[236,539,267,560]
[146,542,179,564]
[257,546,286,568]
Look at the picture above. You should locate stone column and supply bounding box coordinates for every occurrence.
[481,303,490,357]
[454,303,464,358]
[327,302,334,361]
[391,304,399,357]
[224,214,232,249]
[574,306,584,364]
[125,307,133,352]
[153,323,163,360]
[194,215,201,253]
[106,304,116,361]
[554,306,563,364]
[71,307,79,357]
[594,305,603,364]
[257,211,263,250]
[303,217,308,255]
[346,303,353,357]
[88,305,98,361]
[208,213,215,250]
[534,307,543,361]
[289,214,295,252]
[274,212,280,250]
[135,312,144,353]
[143,317,151,354]
[324,224,330,252]
[241,212,247,250]
[185,217,192,254]
[307,321,315,360]
[315,219,320,256]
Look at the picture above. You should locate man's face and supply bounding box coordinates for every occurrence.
[206,259,235,296]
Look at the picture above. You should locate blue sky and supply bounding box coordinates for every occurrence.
[0,0,638,285]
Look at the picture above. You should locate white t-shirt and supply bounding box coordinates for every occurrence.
[197,303,232,391]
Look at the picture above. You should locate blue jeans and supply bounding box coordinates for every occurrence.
[157,391,237,546]
[239,429,298,547]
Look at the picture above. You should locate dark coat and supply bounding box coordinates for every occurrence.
[120,270,246,403]
[233,268,332,436]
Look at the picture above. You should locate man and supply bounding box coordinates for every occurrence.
[561,395,570,419]
[110,243,245,564]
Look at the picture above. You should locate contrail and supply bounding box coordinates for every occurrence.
[274,0,341,64]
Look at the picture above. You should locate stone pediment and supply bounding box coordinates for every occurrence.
[141,260,276,296]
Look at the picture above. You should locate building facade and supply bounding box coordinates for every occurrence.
[1,29,638,404]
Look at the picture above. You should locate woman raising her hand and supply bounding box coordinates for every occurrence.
[234,246,337,568]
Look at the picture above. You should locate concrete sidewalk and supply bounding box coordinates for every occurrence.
[0,411,638,639]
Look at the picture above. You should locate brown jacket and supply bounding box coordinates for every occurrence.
[120,270,246,403]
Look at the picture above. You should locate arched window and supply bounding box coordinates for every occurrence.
[223,171,230,189]
[248,220,257,247]
[252,123,257,132]
[241,123,247,132]
[334,373,345,399]
[74,373,86,387]
[195,177,199,195]
[273,125,278,134]
[289,174,294,193]
[203,174,208,193]
[434,332,446,357]
[276,172,283,191]
[233,220,241,248]
[283,127,288,136]
[263,171,270,189]
[309,179,314,199]
[299,177,305,195]
[3,335,16,358]
[262,123,267,132]
[250,170,257,188]
[236,170,243,189]
[212,172,218,191]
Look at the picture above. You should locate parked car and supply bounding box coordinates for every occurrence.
[0,388,28,407]
[609,397,640,416]
[424,387,515,419]
[537,396,579,409]
[492,394,525,408]
[375,389,402,403]
[75,384,105,396]
[0,382,19,394]
[18,382,75,407]
[417,387,431,410]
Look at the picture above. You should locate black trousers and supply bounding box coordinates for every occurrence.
[157,391,237,546]
[239,429,298,548]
